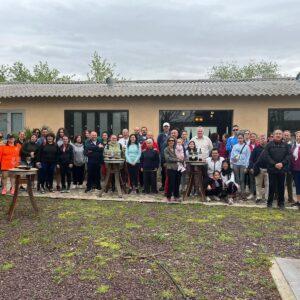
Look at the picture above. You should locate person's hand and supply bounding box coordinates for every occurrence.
[98,144,104,148]
[207,185,212,190]
[69,164,73,168]
[275,163,283,169]
[56,164,60,169]
[141,168,143,172]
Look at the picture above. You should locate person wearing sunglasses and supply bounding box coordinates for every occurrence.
[226,125,239,154]
[164,136,182,201]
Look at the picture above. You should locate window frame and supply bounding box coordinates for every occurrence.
[0,109,25,135]
[268,108,300,133]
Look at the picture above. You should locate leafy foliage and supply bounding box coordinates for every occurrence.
[209,60,281,80]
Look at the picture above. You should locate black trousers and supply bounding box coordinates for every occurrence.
[206,187,222,196]
[73,165,85,185]
[143,170,157,193]
[87,163,101,189]
[60,164,72,188]
[268,172,285,207]
[167,169,181,198]
[160,161,166,187]
[41,162,56,189]
[127,163,139,188]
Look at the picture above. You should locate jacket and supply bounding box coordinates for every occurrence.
[226,136,238,153]
[140,148,160,170]
[125,143,141,165]
[58,144,74,165]
[264,140,290,174]
[84,140,104,164]
[230,143,251,167]
[71,142,86,166]
[37,143,59,164]
[291,145,300,171]
[190,135,213,160]
[249,144,267,170]
[21,141,40,163]
[164,147,179,170]
[206,157,224,178]
[157,132,170,161]
[141,140,159,152]
[0,144,20,170]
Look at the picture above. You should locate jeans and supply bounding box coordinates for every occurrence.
[73,165,85,185]
[233,165,246,193]
[41,162,56,189]
[60,163,72,188]
[127,163,139,188]
[160,162,166,188]
[255,168,269,199]
[166,169,181,198]
[143,170,158,193]
[87,163,101,189]
[268,172,285,207]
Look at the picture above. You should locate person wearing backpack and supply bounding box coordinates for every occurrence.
[230,133,251,197]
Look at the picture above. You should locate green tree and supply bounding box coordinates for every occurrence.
[87,51,119,82]
[0,65,9,82]
[9,61,32,82]
[32,61,73,82]
[209,61,281,80]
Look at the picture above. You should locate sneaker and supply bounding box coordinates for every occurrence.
[20,185,26,191]
[48,188,54,193]
[136,188,140,194]
[159,187,165,192]
[291,202,300,207]
[1,187,7,195]
[228,198,234,205]
[40,187,45,194]
[213,196,221,201]
[206,196,211,202]
[10,188,15,195]
[61,189,66,193]
[255,198,262,204]
[72,184,77,189]
[85,188,91,193]
[247,194,254,200]
[66,188,71,193]
[78,185,83,189]
[56,185,61,191]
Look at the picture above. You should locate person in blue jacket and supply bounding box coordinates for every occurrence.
[226,125,239,154]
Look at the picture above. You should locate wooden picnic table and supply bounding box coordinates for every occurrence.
[183,161,207,201]
[7,168,39,221]
[99,159,126,198]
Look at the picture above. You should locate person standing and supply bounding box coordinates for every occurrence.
[21,134,39,166]
[248,134,268,203]
[140,139,159,194]
[164,137,182,201]
[37,127,48,146]
[190,127,213,161]
[264,129,290,209]
[157,122,170,191]
[181,130,189,152]
[84,131,104,192]
[0,134,20,195]
[283,130,295,203]
[125,134,141,193]
[291,131,300,207]
[219,133,229,159]
[226,125,239,154]
[230,133,251,196]
[246,132,258,200]
[57,136,73,193]
[36,133,59,193]
[71,135,85,189]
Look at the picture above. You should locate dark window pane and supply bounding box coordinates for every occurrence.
[269,109,300,133]
[74,112,82,136]
[0,113,8,135]
[112,112,121,135]
[99,112,108,134]
[86,112,95,131]
[11,113,23,133]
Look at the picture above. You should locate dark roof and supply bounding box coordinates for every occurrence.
[0,78,300,98]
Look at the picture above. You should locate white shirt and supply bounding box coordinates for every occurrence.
[118,137,129,148]
[190,135,213,160]
[206,157,224,178]
[221,172,236,186]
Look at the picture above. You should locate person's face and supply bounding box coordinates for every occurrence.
[34,130,40,136]
[222,134,227,142]
[76,136,82,143]
[8,137,15,144]
[189,142,195,149]
[177,139,183,145]
[168,138,175,147]
[283,131,291,141]
[130,135,136,143]
[171,130,178,138]
[163,125,170,132]
[31,135,37,143]
[250,134,257,143]
[85,131,90,138]
[211,150,219,160]
[102,133,108,140]
[141,127,147,135]
[181,132,187,140]
[19,132,25,140]
[274,130,283,142]
[91,132,97,141]
[146,132,153,139]
[47,136,54,143]
[244,131,250,139]
[134,127,140,134]
[213,172,220,180]
[42,130,48,137]
[238,135,244,143]
[197,128,203,138]
[232,127,239,135]
[296,132,300,143]
[223,163,229,170]
[146,141,153,149]
[122,130,129,138]
[111,135,117,143]
[63,136,69,144]
[59,130,64,137]
[268,134,274,141]
[259,135,266,145]
[118,135,123,140]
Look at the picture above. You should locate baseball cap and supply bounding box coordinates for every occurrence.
[163,122,170,127]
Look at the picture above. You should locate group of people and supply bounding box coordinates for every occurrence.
[0,123,299,209]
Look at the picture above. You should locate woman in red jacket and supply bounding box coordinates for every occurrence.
[0,134,21,195]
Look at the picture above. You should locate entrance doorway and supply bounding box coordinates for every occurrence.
[159,110,233,138]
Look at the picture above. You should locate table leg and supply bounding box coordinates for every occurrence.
[99,165,111,197]
[113,166,123,198]
[198,167,205,201]
[8,175,20,221]
[184,173,194,201]
[27,175,38,213]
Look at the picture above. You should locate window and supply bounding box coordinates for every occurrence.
[268,109,300,133]
[0,111,24,136]
[65,110,129,138]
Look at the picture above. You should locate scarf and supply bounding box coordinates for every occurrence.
[293,143,300,160]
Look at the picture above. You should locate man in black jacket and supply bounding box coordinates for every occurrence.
[84,131,104,192]
[264,129,290,209]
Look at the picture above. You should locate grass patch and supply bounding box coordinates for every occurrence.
[96,284,110,294]
[0,262,14,271]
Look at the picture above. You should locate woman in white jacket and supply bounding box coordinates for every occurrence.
[221,160,238,205]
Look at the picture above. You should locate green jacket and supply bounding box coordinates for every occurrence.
[164,147,179,170]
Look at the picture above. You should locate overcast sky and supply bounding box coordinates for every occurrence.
[0,0,299,79]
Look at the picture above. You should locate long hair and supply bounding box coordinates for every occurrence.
[127,134,138,146]
[56,127,68,141]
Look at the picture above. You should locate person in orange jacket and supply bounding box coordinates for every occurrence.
[0,134,21,195]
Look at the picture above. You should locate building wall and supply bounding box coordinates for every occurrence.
[1,95,300,136]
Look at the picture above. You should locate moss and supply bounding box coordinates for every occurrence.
[0,262,14,271]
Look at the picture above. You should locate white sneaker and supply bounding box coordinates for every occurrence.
[213,196,221,201]
[206,196,211,202]
[247,194,254,200]
[228,198,234,205]
[78,185,83,189]
[72,184,77,189]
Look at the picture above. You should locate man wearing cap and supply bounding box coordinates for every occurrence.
[157,122,171,191]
